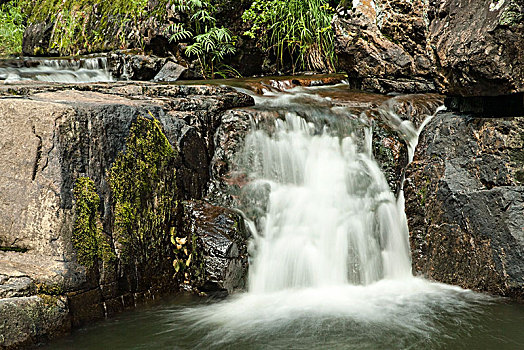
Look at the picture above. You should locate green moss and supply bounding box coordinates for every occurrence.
[22,0,170,54]
[109,114,178,275]
[416,178,431,206]
[72,177,114,267]
[36,283,63,296]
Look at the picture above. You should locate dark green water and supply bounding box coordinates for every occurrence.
[39,286,524,350]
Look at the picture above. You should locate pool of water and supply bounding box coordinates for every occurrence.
[39,281,524,350]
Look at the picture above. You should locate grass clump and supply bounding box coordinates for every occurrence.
[72,177,114,267]
[242,0,337,72]
[0,1,25,56]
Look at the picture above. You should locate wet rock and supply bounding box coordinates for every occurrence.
[404,113,524,300]
[429,0,524,96]
[22,22,54,56]
[181,200,248,294]
[333,0,437,93]
[207,109,254,206]
[371,118,408,194]
[107,53,168,81]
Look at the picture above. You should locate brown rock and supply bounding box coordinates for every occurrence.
[333,0,437,93]
[429,0,524,96]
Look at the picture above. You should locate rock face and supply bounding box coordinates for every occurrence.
[180,201,248,295]
[333,0,437,93]
[0,82,254,348]
[405,113,524,300]
[0,296,69,349]
[334,0,524,96]
[429,0,524,96]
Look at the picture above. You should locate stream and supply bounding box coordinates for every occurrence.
[13,69,522,349]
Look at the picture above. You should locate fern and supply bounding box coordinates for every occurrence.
[168,0,238,79]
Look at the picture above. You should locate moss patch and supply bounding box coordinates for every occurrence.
[109,114,178,280]
[72,177,114,267]
[0,246,28,253]
[22,0,170,54]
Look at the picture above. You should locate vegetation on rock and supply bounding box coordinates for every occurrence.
[21,0,170,55]
[167,0,238,78]
[72,177,114,267]
[109,114,178,281]
[171,223,205,288]
[242,0,337,72]
[0,0,25,56]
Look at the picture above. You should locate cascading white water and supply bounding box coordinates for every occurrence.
[243,112,411,293]
[172,86,489,349]
[0,57,114,83]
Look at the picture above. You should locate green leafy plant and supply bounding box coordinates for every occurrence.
[242,0,337,72]
[0,0,25,56]
[72,177,114,267]
[167,0,239,79]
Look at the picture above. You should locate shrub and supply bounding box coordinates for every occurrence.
[0,0,25,56]
[242,0,337,72]
[167,0,238,79]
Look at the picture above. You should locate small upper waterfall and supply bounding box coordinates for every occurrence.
[0,56,113,83]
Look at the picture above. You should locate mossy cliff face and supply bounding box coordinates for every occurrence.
[0,82,254,348]
[21,0,171,56]
[109,115,178,291]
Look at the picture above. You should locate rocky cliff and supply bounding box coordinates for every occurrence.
[334,0,524,95]
[404,112,524,300]
[0,82,253,348]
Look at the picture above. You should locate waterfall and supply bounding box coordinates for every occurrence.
[171,85,487,349]
[0,56,113,83]
[242,112,411,293]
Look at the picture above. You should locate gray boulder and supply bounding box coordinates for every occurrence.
[405,113,524,300]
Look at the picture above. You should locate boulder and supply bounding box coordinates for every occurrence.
[180,200,249,294]
[153,61,194,82]
[429,0,524,96]
[333,0,437,93]
[404,112,524,300]
[0,296,69,349]
[107,53,168,81]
